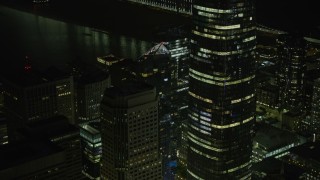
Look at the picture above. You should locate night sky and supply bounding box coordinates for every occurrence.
[257,0,319,34]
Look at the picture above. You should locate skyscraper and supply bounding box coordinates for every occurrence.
[131,43,176,178]
[187,0,256,179]
[100,82,162,179]
[307,78,320,139]
[277,34,307,112]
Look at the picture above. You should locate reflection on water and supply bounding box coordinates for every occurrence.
[0,5,151,70]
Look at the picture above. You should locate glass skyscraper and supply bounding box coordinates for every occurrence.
[187,0,256,179]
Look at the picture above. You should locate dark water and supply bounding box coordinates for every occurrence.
[0,5,151,71]
[0,0,318,72]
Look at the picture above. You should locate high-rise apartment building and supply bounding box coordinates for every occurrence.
[187,0,256,179]
[100,82,162,179]
[277,34,307,112]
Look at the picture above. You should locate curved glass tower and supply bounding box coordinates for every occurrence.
[187,0,256,179]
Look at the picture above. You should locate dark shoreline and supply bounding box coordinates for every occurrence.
[0,0,191,42]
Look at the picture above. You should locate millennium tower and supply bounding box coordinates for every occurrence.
[187,0,256,179]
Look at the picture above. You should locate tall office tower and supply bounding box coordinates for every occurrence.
[156,27,190,80]
[155,27,191,178]
[100,82,162,180]
[20,115,83,179]
[132,44,176,178]
[307,78,320,139]
[80,122,102,179]
[1,67,74,141]
[277,34,307,112]
[187,0,256,179]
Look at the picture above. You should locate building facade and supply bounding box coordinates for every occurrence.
[100,82,162,179]
[80,122,102,179]
[277,35,307,112]
[307,78,320,139]
[21,115,83,179]
[132,44,176,178]
[187,0,256,179]
[1,68,75,142]
[0,140,66,179]
[75,70,110,123]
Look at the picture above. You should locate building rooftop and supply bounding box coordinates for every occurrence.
[252,157,305,179]
[78,69,109,85]
[254,123,299,151]
[104,81,154,98]
[277,34,307,48]
[289,141,320,162]
[80,122,100,135]
[41,66,70,81]
[97,54,123,65]
[258,82,279,93]
[283,109,303,117]
[19,115,79,141]
[0,139,63,170]
[0,66,70,87]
